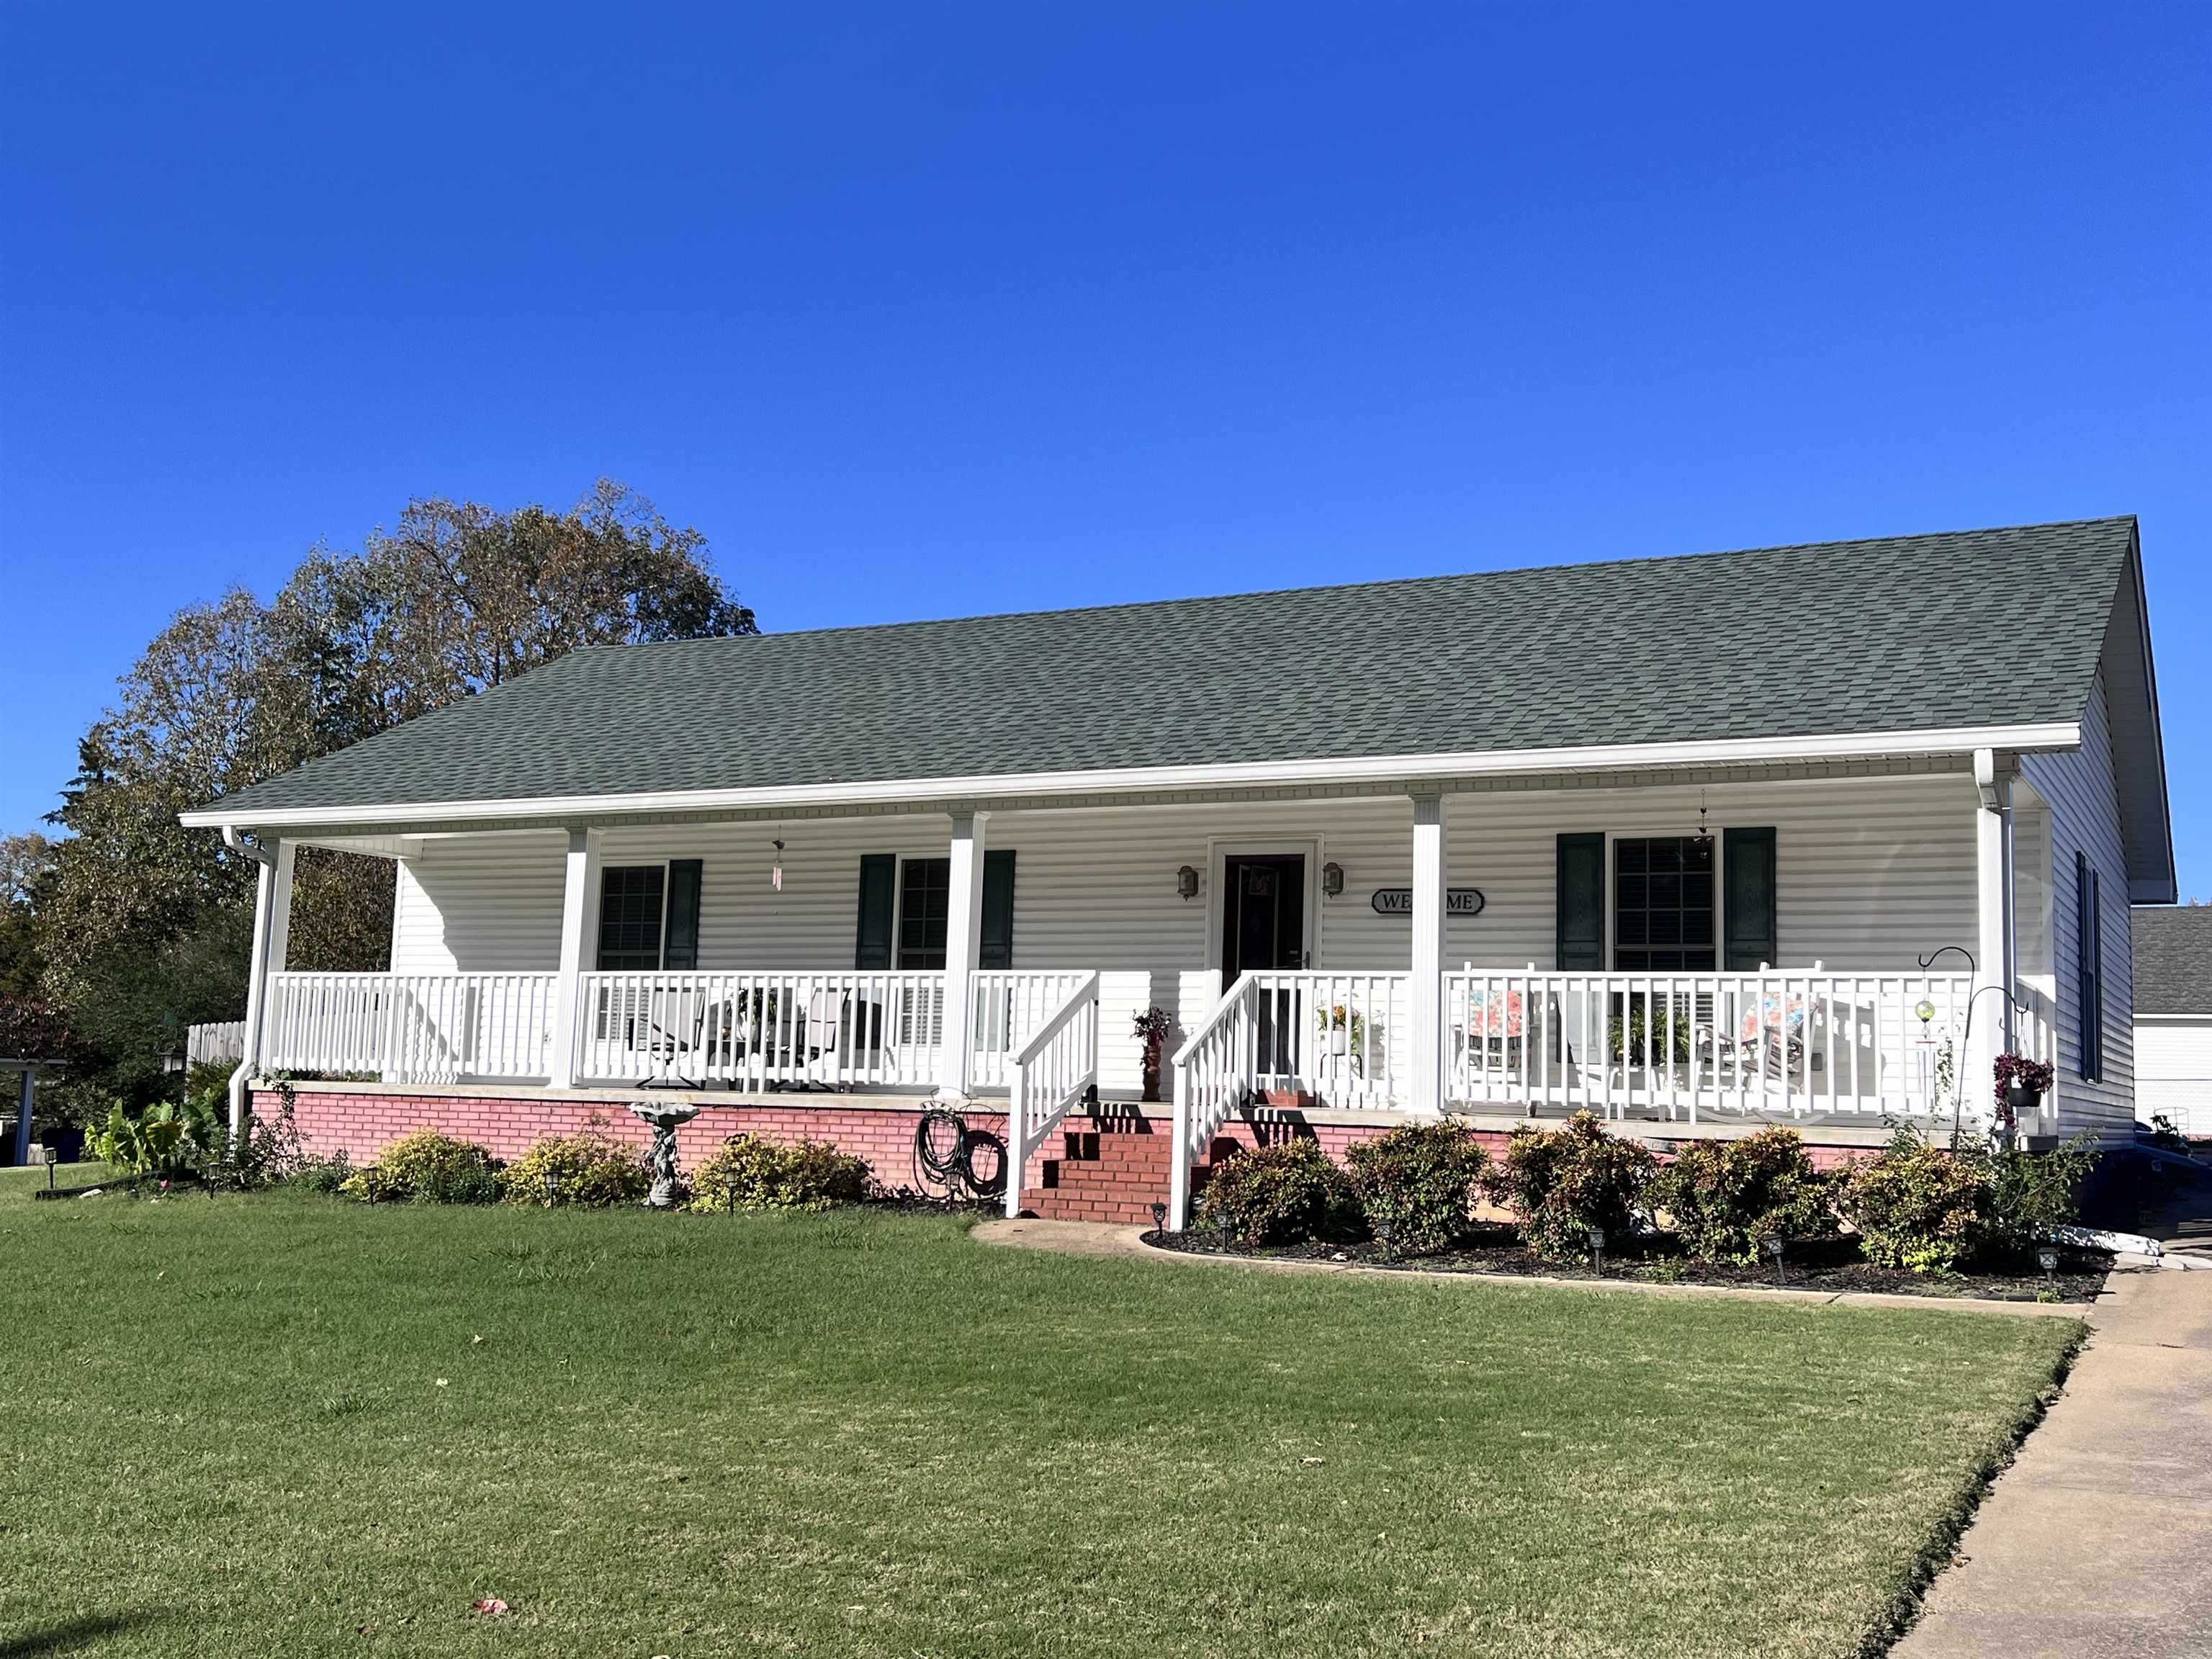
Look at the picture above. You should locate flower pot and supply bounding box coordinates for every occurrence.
[1141,1056,1161,1104]
[1326,1028,1349,1057]
[1263,1087,1318,1108]
[2005,1084,2044,1115]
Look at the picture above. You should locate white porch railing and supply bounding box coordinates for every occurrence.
[1442,969,1981,1122]
[575,971,947,1090]
[968,970,1096,1091]
[1002,972,1102,1218]
[263,971,559,1081]
[1240,971,1411,1107]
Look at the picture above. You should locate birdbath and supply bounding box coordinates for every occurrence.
[629,1100,701,1209]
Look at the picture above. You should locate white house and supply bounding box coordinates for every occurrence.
[183,516,2173,1225]
[2132,905,2212,1138]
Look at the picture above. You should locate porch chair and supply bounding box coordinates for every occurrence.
[796,987,850,1091]
[641,992,709,1090]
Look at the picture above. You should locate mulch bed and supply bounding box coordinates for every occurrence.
[1145,1223,2114,1303]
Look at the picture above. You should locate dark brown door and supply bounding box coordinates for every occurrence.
[1220,855,1307,984]
[1222,855,1306,1079]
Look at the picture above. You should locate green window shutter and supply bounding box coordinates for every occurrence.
[1555,833,1605,970]
[2077,852,2102,1081]
[1722,827,1777,971]
[980,850,1017,970]
[663,859,703,970]
[854,854,896,970]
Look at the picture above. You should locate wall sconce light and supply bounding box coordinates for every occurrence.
[1321,860,1344,898]
[1176,865,1199,901]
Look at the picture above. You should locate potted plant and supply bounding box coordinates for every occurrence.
[1316,1003,1367,1068]
[1132,1006,1172,1103]
[1993,1052,2054,1121]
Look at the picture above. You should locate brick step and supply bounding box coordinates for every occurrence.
[1018,1187,1161,1226]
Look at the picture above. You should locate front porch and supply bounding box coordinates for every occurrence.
[221,761,2064,1224]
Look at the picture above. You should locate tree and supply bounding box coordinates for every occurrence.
[32,480,755,1105]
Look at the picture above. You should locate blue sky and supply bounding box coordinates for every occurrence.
[4,4,2207,886]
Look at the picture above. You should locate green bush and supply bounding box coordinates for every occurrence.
[1978,1132,2103,1254]
[501,1131,652,1208]
[1192,1136,1358,1246]
[1344,1120,1489,1255]
[1483,1112,1658,1262]
[1836,1130,1989,1273]
[89,1101,192,1178]
[1650,1127,1838,1263]
[338,1128,502,1205]
[685,1133,871,1213]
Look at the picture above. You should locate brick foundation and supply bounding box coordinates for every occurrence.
[252,1084,1876,1223]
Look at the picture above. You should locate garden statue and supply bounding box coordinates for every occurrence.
[629,1100,701,1208]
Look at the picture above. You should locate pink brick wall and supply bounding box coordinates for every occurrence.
[254,1087,1876,1212]
[253,1087,1010,1196]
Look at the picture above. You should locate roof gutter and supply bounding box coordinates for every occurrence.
[179,719,2084,835]
[220,825,274,865]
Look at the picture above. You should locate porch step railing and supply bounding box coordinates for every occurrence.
[1167,974,1262,1230]
[1002,972,1102,1218]
[263,971,559,1082]
[575,971,945,1090]
[1441,968,1982,1122]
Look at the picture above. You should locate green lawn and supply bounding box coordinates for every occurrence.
[0,1167,2077,1658]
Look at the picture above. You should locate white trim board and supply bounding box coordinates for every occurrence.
[182,721,2083,835]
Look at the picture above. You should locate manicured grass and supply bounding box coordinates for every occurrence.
[0,1169,2078,1658]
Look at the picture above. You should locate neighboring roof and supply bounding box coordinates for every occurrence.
[199,516,2142,822]
[2134,907,2212,1015]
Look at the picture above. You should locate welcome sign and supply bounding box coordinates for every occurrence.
[1370,888,1485,917]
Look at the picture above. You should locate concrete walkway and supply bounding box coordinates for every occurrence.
[1897,1263,2212,1657]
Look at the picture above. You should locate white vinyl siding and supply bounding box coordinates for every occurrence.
[2020,670,2137,1141]
[2136,1016,2212,1137]
[389,770,1983,1061]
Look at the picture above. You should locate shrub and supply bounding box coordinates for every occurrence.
[1650,1128,1838,1263]
[89,1101,192,1178]
[1344,1120,1489,1255]
[1482,1112,1657,1262]
[685,1134,871,1213]
[339,1129,502,1204]
[1192,1136,1358,1246]
[1979,1132,2102,1253]
[501,1131,653,1208]
[1836,1129,1989,1273]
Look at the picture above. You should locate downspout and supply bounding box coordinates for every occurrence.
[222,827,275,1136]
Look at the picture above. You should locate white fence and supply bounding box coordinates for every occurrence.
[185,1020,247,1069]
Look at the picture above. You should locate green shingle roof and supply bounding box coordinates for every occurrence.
[205,516,2137,818]
[2134,906,2212,1015]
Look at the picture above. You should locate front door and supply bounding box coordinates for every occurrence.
[1222,854,1307,1082]
[1220,854,1307,984]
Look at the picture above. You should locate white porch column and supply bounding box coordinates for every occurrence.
[1408,793,1448,1115]
[547,827,603,1089]
[1972,749,2016,1124]
[938,811,989,1099]
[229,837,295,1139]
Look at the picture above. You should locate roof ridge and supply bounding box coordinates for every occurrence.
[600,514,2138,655]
